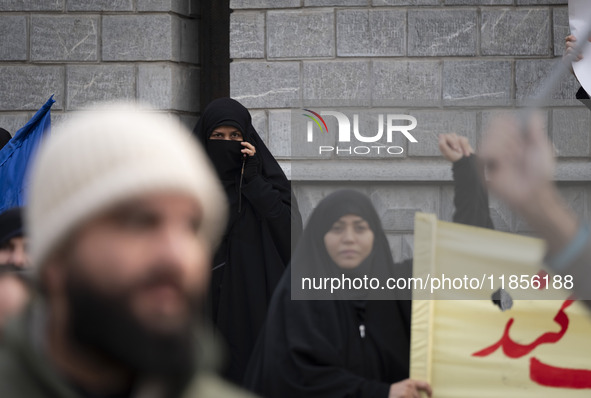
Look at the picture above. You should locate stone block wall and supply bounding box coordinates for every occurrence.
[229,0,591,251]
[0,0,200,134]
[1,0,589,254]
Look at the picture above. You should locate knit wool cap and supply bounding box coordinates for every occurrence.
[26,103,228,271]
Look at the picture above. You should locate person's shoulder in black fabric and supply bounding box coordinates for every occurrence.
[438,133,494,229]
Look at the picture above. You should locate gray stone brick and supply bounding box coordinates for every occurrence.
[230,11,265,59]
[408,10,477,57]
[517,0,566,4]
[385,233,414,263]
[31,16,98,62]
[372,60,441,107]
[49,112,69,130]
[0,113,31,137]
[443,60,512,106]
[291,159,454,181]
[481,9,550,56]
[137,0,190,15]
[439,185,454,221]
[407,110,477,157]
[306,0,367,6]
[389,234,412,262]
[336,9,405,57]
[303,61,370,107]
[555,161,591,182]
[386,235,403,263]
[560,187,587,219]
[0,16,27,61]
[371,186,440,231]
[180,18,199,64]
[67,65,135,110]
[444,0,512,4]
[103,15,180,61]
[173,66,200,113]
[178,114,199,132]
[230,62,300,108]
[551,108,591,157]
[553,7,569,57]
[67,0,133,11]
[373,0,438,5]
[0,0,63,11]
[0,66,63,111]
[250,110,268,144]
[401,234,414,261]
[138,64,199,113]
[268,110,292,157]
[230,0,301,8]
[267,10,334,58]
[515,59,580,106]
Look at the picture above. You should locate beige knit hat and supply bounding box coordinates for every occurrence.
[26,103,228,270]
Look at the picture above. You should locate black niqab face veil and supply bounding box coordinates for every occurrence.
[206,140,244,181]
[193,98,251,212]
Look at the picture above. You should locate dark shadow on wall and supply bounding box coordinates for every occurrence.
[199,0,230,112]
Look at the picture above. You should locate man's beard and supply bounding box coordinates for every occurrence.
[63,261,201,385]
[0,263,26,272]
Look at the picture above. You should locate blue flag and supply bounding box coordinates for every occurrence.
[0,95,55,214]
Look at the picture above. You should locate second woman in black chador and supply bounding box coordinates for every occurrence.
[193,98,303,384]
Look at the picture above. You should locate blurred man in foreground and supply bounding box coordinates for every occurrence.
[481,114,591,307]
[0,104,255,398]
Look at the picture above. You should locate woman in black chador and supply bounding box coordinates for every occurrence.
[193,98,303,384]
[244,134,494,397]
[244,190,432,397]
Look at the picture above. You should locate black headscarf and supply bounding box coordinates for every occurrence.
[192,97,303,384]
[244,190,412,398]
[193,98,300,216]
[0,207,23,247]
[0,128,11,151]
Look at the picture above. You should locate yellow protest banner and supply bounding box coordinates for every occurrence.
[410,213,591,397]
